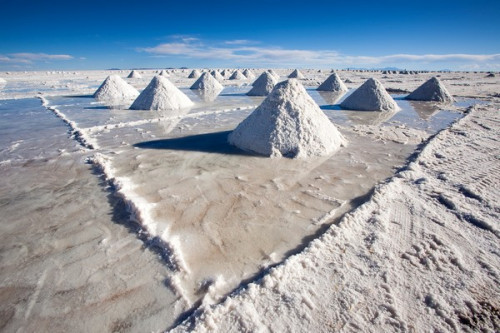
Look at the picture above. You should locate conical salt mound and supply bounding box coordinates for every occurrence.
[317,72,347,92]
[220,69,228,77]
[190,72,224,91]
[159,70,169,77]
[127,70,142,79]
[188,69,201,79]
[130,76,194,110]
[229,70,246,80]
[93,75,139,102]
[405,77,454,103]
[247,72,278,96]
[243,69,255,79]
[229,79,346,158]
[288,69,304,79]
[340,78,399,111]
[267,69,280,80]
[210,70,224,82]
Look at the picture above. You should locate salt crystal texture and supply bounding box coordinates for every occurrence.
[127,70,142,79]
[188,70,201,79]
[288,69,305,79]
[317,72,348,92]
[93,75,139,102]
[406,77,454,103]
[130,76,194,110]
[190,72,224,92]
[340,78,399,111]
[229,79,346,158]
[247,72,278,96]
[229,70,246,80]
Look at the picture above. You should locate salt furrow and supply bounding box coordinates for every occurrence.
[83,105,257,134]
[38,96,99,150]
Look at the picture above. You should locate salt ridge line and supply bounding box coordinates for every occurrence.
[83,105,258,134]
[38,96,98,150]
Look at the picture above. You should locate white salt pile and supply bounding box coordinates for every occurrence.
[406,77,454,102]
[288,69,305,79]
[211,70,224,82]
[340,78,399,111]
[267,69,280,80]
[93,75,139,102]
[0,78,6,88]
[220,69,228,78]
[130,76,194,110]
[127,70,142,79]
[229,70,246,80]
[188,69,201,79]
[159,70,169,77]
[229,79,346,158]
[317,72,348,92]
[190,72,224,92]
[247,72,278,96]
[243,69,255,79]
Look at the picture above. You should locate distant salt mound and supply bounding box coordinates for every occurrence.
[127,70,142,79]
[211,70,224,82]
[190,72,224,92]
[188,69,201,79]
[267,69,280,80]
[130,76,194,110]
[0,78,6,88]
[288,69,305,79]
[247,72,278,96]
[317,72,347,92]
[220,69,228,77]
[229,70,246,80]
[159,70,169,77]
[229,79,346,158]
[405,77,454,103]
[93,75,139,102]
[340,78,399,111]
[243,69,255,79]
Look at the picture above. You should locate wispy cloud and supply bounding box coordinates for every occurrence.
[138,38,500,69]
[224,39,258,45]
[0,53,74,64]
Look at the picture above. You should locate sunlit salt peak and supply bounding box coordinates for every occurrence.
[317,72,348,93]
[188,69,202,79]
[247,71,278,96]
[340,78,399,111]
[130,76,194,110]
[229,70,246,80]
[243,69,255,79]
[210,70,224,82]
[93,75,139,102]
[229,79,346,158]
[159,70,169,77]
[406,77,454,103]
[267,69,280,79]
[288,69,305,79]
[190,72,224,92]
[127,70,142,79]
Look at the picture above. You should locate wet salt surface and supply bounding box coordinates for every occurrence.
[45,86,472,304]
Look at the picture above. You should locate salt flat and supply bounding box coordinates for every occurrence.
[0,69,498,332]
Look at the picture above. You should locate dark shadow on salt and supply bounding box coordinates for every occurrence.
[64,94,94,98]
[84,106,110,110]
[134,131,257,156]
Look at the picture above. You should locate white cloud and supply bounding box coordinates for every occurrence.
[0,53,74,64]
[138,39,500,69]
[224,39,258,45]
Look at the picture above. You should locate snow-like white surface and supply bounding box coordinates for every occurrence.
[130,76,194,110]
[247,72,278,96]
[93,75,139,102]
[229,79,345,158]
[406,76,454,103]
[341,78,399,111]
[317,72,347,93]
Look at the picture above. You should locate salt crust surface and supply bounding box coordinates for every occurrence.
[93,75,139,102]
[229,79,346,158]
[130,76,194,111]
[340,78,399,111]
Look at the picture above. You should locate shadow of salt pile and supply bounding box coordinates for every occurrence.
[134,131,256,156]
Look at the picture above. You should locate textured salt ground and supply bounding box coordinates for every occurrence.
[172,101,500,333]
[0,99,180,332]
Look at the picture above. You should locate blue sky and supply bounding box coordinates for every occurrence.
[1,0,499,70]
